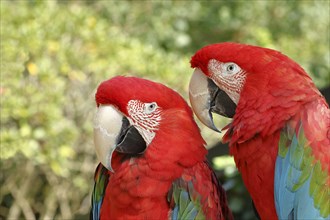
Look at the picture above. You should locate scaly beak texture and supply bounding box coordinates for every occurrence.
[189,68,237,132]
[189,68,220,132]
[93,105,123,172]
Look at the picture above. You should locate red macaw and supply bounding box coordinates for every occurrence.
[90,76,233,220]
[188,42,329,220]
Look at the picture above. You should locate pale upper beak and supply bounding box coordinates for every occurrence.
[189,68,237,132]
[93,105,146,172]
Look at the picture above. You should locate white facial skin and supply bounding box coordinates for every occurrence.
[208,59,246,105]
[126,100,161,145]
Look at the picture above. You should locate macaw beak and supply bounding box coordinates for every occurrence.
[189,68,237,132]
[93,105,146,172]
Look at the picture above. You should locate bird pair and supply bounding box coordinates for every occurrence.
[91,42,330,220]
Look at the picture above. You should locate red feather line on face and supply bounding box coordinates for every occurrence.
[93,76,233,220]
[127,100,162,132]
[190,42,330,220]
[191,42,324,143]
[95,76,193,116]
[94,76,207,170]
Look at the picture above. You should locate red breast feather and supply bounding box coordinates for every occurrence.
[192,43,328,220]
[100,105,207,219]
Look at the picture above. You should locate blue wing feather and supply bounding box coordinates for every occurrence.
[168,177,204,220]
[168,161,233,220]
[293,176,322,219]
[90,163,110,220]
[275,155,295,219]
[275,124,328,220]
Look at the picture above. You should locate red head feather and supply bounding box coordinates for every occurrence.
[96,76,192,116]
[190,42,329,220]
[190,42,324,142]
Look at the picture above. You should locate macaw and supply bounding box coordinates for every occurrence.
[188,42,329,220]
[90,76,233,220]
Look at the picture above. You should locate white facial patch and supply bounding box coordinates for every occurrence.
[208,59,246,104]
[127,100,162,145]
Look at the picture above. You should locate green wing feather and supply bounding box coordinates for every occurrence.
[167,161,233,220]
[91,163,110,220]
[275,122,329,219]
[168,177,206,220]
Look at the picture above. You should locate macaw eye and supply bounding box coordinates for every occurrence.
[144,102,158,114]
[224,62,241,75]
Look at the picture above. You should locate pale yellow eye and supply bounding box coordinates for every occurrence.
[223,62,241,75]
[144,102,158,114]
[227,64,235,72]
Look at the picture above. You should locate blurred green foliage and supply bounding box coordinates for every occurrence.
[1,1,329,219]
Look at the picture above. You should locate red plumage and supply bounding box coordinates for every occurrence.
[93,76,233,220]
[190,42,330,219]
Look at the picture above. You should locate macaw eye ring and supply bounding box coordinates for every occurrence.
[145,102,158,114]
[224,62,240,75]
[227,64,235,71]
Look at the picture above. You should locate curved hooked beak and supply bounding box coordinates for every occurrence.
[93,105,146,172]
[189,68,237,132]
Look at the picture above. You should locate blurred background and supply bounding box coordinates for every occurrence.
[1,1,329,219]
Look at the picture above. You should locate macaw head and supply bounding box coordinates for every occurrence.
[94,76,205,172]
[189,42,318,138]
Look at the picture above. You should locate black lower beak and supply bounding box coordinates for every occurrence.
[208,79,236,118]
[189,69,237,132]
[115,117,147,155]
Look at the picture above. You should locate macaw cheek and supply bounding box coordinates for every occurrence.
[93,105,123,172]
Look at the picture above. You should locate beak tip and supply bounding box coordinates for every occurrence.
[208,120,221,133]
[189,69,221,133]
[212,126,221,133]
